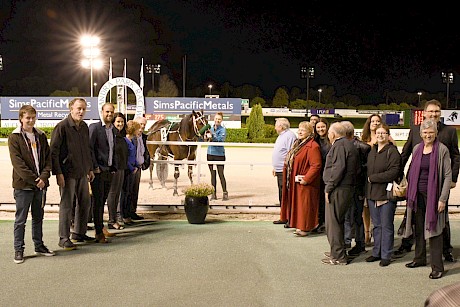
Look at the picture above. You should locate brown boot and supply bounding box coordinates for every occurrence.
[222,192,229,201]
[103,227,115,237]
[95,233,108,243]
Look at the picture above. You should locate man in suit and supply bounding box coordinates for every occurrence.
[89,103,117,243]
[322,122,359,265]
[130,116,151,220]
[395,99,459,262]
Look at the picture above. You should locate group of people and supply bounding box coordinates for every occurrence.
[272,99,458,279]
[9,98,151,263]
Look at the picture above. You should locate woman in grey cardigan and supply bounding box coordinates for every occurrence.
[403,119,452,279]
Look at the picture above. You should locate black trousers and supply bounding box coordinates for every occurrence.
[400,203,452,256]
[275,172,283,205]
[90,171,113,235]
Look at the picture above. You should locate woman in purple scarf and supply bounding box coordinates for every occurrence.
[403,119,452,279]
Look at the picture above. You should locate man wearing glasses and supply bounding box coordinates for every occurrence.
[395,99,459,263]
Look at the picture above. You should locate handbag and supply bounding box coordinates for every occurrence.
[387,175,407,202]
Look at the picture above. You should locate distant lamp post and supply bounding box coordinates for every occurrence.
[300,65,315,102]
[318,88,323,104]
[417,91,422,105]
[81,35,102,97]
[145,64,161,94]
[0,54,3,71]
[441,72,454,108]
[93,83,97,95]
[208,84,213,95]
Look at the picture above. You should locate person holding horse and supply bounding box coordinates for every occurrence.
[207,112,228,201]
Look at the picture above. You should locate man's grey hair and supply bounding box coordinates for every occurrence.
[329,122,346,137]
[341,121,354,138]
[275,118,290,130]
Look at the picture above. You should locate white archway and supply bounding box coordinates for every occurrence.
[97,77,145,120]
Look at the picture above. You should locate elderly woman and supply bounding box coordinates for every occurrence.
[365,124,401,267]
[280,121,322,236]
[404,119,452,279]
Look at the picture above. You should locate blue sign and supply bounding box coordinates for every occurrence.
[0,97,99,120]
[145,98,241,115]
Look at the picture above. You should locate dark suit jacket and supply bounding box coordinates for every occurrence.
[323,137,359,193]
[89,121,118,172]
[401,122,460,182]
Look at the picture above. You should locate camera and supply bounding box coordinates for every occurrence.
[295,175,304,183]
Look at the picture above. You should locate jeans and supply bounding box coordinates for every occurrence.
[13,189,45,251]
[368,199,396,260]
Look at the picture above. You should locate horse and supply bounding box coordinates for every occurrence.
[146,110,212,196]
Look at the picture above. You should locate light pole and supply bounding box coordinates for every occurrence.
[153,64,161,92]
[417,91,422,105]
[145,64,153,94]
[318,88,323,104]
[208,84,213,95]
[81,35,102,97]
[93,83,97,96]
[442,72,454,108]
[300,65,315,102]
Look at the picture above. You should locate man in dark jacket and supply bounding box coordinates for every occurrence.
[395,99,459,262]
[342,121,371,256]
[322,122,359,265]
[50,97,95,250]
[8,105,54,263]
[89,103,117,243]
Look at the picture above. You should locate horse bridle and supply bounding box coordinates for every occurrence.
[191,111,209,138]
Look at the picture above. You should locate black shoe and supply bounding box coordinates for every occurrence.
[71,234,96,243]
[284,223,292,228]
[379,259,391,267]
[130,213,144,220]
[394,246,411,256]
[405,261,426,268]
[444,253,455,262]
[58,239,77,251]
[14,250,24,264]
[429,271,443,279]
[273,220,288,225]
[348,246,366,256]
[35,245,55,257]
[365,256,381,262]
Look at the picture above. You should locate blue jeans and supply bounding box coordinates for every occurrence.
[13,189,45,252]
[368,199,396,260]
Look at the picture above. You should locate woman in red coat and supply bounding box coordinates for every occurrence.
[280,121,322,236]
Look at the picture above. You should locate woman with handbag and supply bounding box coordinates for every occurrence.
[365,124,401,266]
[403,119,452,279]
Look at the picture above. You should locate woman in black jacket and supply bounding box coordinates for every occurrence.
[365,124,401,266]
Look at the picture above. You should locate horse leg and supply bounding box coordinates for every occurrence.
[188,164,193,185]
[173,165,180,196]
[149,160,154,189]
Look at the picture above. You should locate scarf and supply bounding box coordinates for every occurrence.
[406,139,439,231]
[284,134,313,190]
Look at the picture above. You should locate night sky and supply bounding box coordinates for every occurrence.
[1,1,460,102]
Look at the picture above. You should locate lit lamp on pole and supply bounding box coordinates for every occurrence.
[417,91,422,105]
[318,88,323,104]
[93,83,97,95]
[81,35,102,97]
[153,64,161,92]
[208,84,213,95]
[441,72,454,108]
[300,65,315,102]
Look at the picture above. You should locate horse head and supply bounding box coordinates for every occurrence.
[191,110,212,141]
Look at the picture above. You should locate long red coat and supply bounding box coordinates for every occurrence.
[280,138,322,231]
